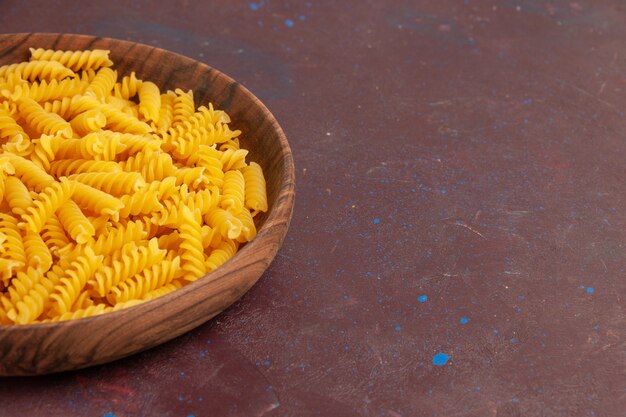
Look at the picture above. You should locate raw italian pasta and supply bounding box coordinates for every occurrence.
[0,48,268,324]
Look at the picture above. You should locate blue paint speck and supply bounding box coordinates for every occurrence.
[432,352,449,366]
[187,415,195,417]
[284,19,295,28]
[418,295,428,303]
[103,414,116,417]
[178,395,184,401]
[263,360,270,366]
[459,317,469,324]
[395,325,401,331]
[586,287,594,294]
[492,329,498,334]
[249,2,259,10]
[299,15,306,21]
[373,218,380,224]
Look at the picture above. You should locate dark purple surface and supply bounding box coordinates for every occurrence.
[0,1,625,416]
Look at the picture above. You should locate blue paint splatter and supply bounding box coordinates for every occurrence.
[284,19,295,28]
[492,329,498,334]
[103,414,116,417]
[373,218,380,224]
[299,15,306,21]
[187,415,196,417]
[263,360,270,366]
[459,317,469,324]
[586,287,594,294]
[249,2,260,10]
[395,325,401,331]
[178,395,184,401]
[418,295,428,303]
[432,352,449,366]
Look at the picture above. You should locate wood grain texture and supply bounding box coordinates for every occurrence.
[0,33,295,376]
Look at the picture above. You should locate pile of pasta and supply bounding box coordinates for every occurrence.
[0,48,267,324]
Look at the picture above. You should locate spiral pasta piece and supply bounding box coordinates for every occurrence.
[41,213,71,255]
[119,150,177,181]
[6,76,88,102]
[5,153,55,191]
[43,95,99,120]
[220,170,245,212]
[57,199,95,245]
[6,269,55,324]
[113,72,141,99]
[174,166,209,188]
[115,132,161,157]
[192,103,230,127]
[0,106,28,141]
[2,133,33,158]
[29,48,113,71]
[155,92,175,132]
[30,134,59,171]
[0,60,75,82]
[235,208,257,243]
[183,145,225,187]
[0,213,26,271]
[70,180,123,218]
[17,97,72,138]
[49,248,103,316]
[69,171,145,196]
[54,130,126,162]
[138,81,161,123]
[204,239,238,273]
[4,176,33,216]
[91,220,147,255]
[99,101,152,134]
[219,148,249,171]
[89,238,166,298]
[20,178,74,234]
[85,68,117,98]
[107,256,181,304]
[6,267,43,305]
[204,208,243,240]
[178,206,205,281]
[172,89,195,126]
[23,232,52,272]
[49,159,122,177]
[241,162,268,214]
[118,187,163,217]
[70,109,107,135]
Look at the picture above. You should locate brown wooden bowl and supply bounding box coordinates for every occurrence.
[0,33,295,376]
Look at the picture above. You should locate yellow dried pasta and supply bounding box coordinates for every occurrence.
[0,48,268,325]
